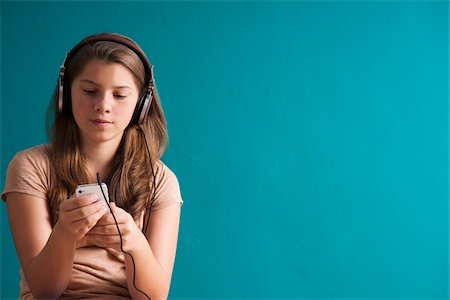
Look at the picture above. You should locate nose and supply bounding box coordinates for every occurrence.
[94,92,112,113]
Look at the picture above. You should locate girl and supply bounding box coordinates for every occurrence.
[2,33,183,299]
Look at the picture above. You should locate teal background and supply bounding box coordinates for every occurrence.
[1,1,449,299]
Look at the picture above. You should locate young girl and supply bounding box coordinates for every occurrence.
[2,33,183,299]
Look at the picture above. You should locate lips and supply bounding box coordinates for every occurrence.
[91,119,112,125]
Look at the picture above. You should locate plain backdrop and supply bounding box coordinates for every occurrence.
[1,1,449,299]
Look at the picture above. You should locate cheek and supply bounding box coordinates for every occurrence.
[71,106,85,128]
[71,94,91,125]
[71,90,89,112]
[122,106,137,125]
[120,99,139,119]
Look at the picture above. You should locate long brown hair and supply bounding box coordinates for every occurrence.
[46,38,168,224]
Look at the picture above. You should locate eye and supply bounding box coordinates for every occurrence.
[83,89,97,96]
[114,94,127,99]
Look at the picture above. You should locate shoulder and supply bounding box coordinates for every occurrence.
[154,160,182,194]
[151,160,183,210]
[154,160,178,181]
[9,144,52,176]
[12,144,52,164]
[2,144,52,201]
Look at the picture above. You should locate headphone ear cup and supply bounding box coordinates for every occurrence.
[56,76,72,115]
[57,77,64,113]
[63,80,71,115]
[132,88,153,125]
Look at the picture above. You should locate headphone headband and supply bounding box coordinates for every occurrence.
[61,33,154,89]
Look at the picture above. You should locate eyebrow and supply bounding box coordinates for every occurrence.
[80,79,132,89]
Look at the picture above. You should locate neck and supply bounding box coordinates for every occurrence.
[81,139,121,182]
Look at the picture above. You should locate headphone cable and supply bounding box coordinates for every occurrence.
[139,125,157,237]
[96,172,151,300]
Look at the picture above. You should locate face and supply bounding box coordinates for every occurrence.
[71,59,140,148]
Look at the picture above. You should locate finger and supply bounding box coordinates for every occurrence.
[95,210,130,227]
[109,203,129,218]
[69,202,107,226]
[87,224,121,235]
[72,209,107,235]
[62,194,100,212]
[100,199,111,213]
[109,202,118,213]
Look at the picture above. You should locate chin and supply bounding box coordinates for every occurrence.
[83,133,124,146]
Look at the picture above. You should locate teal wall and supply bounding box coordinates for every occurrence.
[1,1,448,299]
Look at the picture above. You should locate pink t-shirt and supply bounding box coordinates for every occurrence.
[2,144,183,299]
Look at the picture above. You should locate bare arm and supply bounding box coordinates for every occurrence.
[130,203,181,300]
[6,192,106,298]
[87,202,181,299]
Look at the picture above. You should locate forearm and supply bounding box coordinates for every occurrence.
[125,234,170,300]
[25,227,76,299]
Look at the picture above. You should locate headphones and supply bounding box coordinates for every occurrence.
[57,33,155,125]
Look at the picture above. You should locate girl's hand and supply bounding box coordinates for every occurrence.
[86,202,142,252]
[54,194,108,243]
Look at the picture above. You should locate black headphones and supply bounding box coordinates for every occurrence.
[57,33,155,125]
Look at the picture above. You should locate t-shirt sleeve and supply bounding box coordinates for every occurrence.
[151,162,183,210]
[1,147,50,201]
